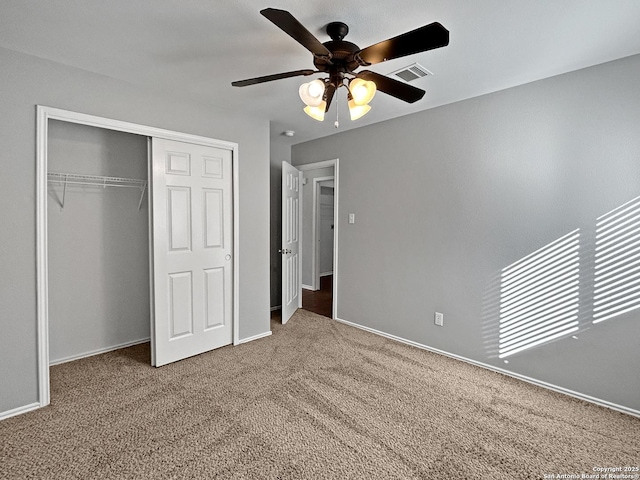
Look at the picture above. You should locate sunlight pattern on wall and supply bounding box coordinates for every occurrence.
[593,196,640,324]
[498,230,581,358]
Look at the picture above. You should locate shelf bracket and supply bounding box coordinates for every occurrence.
[61,174,68,210]
[138,182,147,210]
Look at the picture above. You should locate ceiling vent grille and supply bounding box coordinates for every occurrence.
[390,63,432,83]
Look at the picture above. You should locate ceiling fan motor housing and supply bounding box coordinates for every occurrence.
[313,21,361,75]
[314,40,361,74]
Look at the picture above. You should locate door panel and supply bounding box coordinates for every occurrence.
[203,189,224,248]
[204,267,225,329]
[282,162,302,324]
[152,138,233,366]
[169,272,194,338]
[167,187,192,251]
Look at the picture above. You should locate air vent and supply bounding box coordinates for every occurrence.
[390,63,432,83]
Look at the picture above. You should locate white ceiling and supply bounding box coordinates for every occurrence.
[2,1,640,146]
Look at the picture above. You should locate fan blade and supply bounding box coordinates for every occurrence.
[261,8,332,58]
[232,69,316,87]
[357,70,425,103]
[324,83,337,112]
[357,22,449,66]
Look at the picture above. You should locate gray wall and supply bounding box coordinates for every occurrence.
[292,54,640,412]
[0,47,270,414]
[47,121,149,363]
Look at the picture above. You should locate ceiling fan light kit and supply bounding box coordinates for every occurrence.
[231,8,449,125]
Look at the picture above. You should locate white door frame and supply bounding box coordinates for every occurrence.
[297,159,339,319]
[36,105,240,408]
[311,176,335,290]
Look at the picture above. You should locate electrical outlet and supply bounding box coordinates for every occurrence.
[434,312,444,326]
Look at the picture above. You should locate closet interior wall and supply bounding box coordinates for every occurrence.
[318,185,335,276]
[47,120,150,364]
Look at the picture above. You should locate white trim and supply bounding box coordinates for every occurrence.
[302,284,315,291]
[334,317,640,419]
[36,105,241,412]
[270,306,281,312]
[298,159,336,171]
[49,338,150,366]
[232,143,240,346]
[332,159,340,320]
[37,106,238,149]
[0,402,41,421]
[236,330,272,345]
[298,168,303,311]
[147,139,156,366]
[320,271,333,277]
[36,107,50,408]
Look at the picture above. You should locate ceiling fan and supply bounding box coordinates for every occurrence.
[232,8,449,122]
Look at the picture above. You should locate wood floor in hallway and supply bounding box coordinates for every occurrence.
[302,274,333,318]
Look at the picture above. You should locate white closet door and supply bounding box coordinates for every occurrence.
[151,138,233,367]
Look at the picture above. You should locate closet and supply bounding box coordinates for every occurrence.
[47,120,150,365]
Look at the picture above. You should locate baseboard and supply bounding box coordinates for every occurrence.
[302,284,315,291]
[49,337,150,366]
[0,402,40,421]
[236,330,272,345]
[334,317,640,419]
[270,305,281,312]
[320,272,333,277]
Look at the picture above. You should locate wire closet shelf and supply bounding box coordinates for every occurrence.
[47,172,147,210]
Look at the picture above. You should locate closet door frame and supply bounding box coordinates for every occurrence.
[35,105,240,408]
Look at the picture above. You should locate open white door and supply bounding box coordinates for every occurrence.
[281,161,302,324]
[151,138,233,366]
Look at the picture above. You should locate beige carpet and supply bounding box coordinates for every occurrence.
[1,310,639,479]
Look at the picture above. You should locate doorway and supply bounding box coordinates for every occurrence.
[36,106,240,409]
[297,160,339,319]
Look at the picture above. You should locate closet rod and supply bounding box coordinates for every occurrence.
[47,172,147,210]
